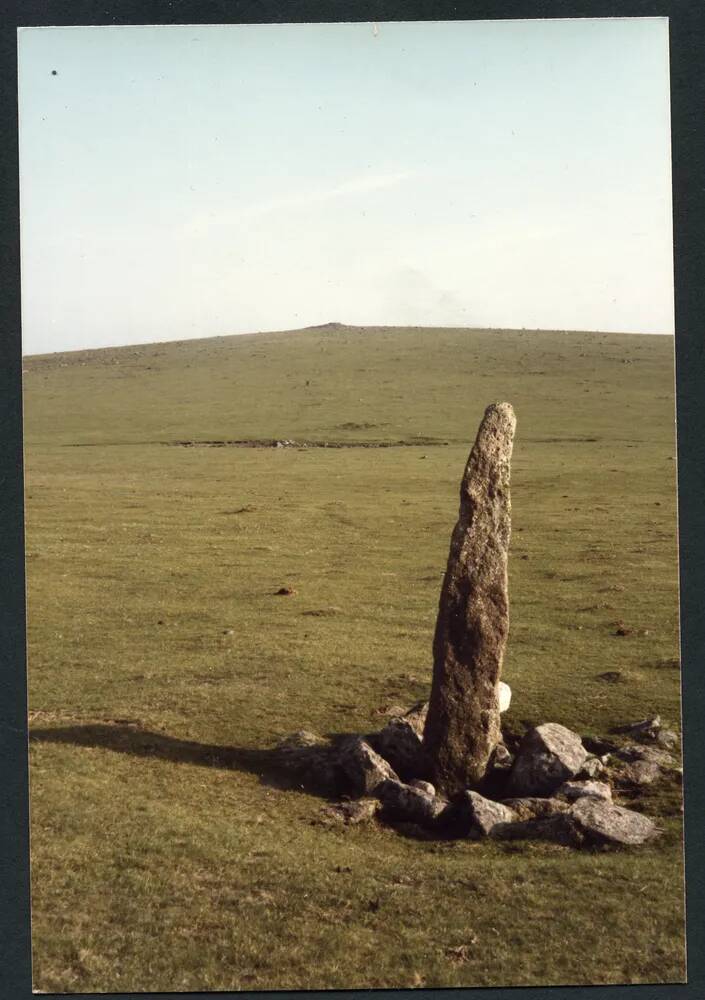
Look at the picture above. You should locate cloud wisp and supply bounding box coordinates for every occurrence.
[184,168,417,234]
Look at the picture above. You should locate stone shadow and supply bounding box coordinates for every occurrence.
[29,723,341,797]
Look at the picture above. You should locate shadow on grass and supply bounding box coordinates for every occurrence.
[28,723,682,848]
[29,722,458,842]
[29,723,337,797]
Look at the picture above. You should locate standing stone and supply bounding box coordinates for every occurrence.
[423,402,516,796]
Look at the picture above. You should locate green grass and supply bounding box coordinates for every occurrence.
[23,324,684,991]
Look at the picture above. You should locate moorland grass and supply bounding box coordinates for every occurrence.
[24,325,683,990]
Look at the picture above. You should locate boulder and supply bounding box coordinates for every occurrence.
[507,723,588,797]
[457,790,517,837]
[371,717,430,781]
[616,760,662,787]
[337,737,399,797]
[569,796,657,846]
[376,779,448,827]
[556,780,612,802]
[492,812,582,847]
[501,796,571,822]
[424,403,516,795]
[613,744,675,767]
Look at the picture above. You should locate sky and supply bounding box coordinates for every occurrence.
[18,18,674,355]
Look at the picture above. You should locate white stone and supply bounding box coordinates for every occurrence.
[498,681,512,713]
[557,779,613,802]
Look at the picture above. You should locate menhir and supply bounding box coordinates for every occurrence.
[423,402,516,797]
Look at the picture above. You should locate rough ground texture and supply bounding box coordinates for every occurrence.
[424,402,517,796]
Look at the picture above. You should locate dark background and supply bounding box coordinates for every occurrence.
[1,2,703,999]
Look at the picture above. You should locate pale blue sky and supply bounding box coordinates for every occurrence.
[18,18,673,354]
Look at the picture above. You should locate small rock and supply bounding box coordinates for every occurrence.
[596,670,623,683]
[488,743,514,773]
[507,723,588,797]
[655,729,679,750]
[377,779,448,827]
[556,780,613,802]
[498,681,512,713]
[569,796,657,846]
[277,730,328,749]
[500,796,571,822]
[331,798,381,825]
[457,791,517,838]
[275,586,297,596]
[375,704,408,718]
[612,716,661,742]
[409,779,436,796]
[576,756,606,779]
[444,938,478,963]
[337,737,399,797]
[613,744,675,767]
[582,734,619,756]
[402,700,429,738]
[616,760,662,786]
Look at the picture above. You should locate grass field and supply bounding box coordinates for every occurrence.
[23,323,684,991]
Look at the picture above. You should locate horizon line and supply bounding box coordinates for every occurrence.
[22,322,675,360]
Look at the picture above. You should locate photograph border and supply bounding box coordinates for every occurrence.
[2,2,703,998]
